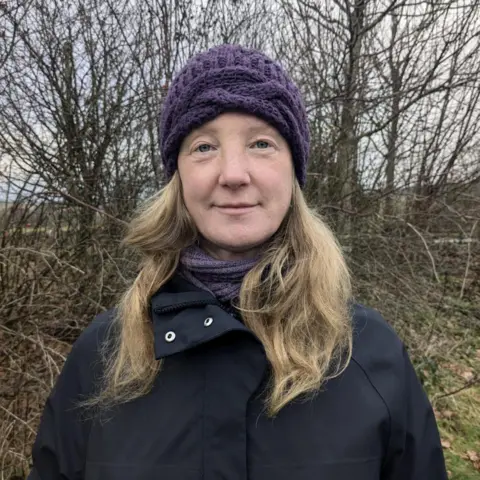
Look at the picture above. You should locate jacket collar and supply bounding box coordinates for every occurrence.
[150,273,253,359]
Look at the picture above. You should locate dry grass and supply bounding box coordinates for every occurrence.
[431,333,480,480]
[0,325,70,478]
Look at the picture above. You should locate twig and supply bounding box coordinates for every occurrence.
[0,324,68,361]
[433,375,479,403]
[0,405,37,436]
[1,246,85,274]
[45,188,128,227]
[460,220,478,299]
[406,223,440,284]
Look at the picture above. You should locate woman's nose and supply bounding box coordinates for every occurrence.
[218,148,251,188]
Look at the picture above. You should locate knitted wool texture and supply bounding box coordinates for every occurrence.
[179,244,259,303]
[159,44,310,187]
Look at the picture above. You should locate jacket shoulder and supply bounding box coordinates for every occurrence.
[351,303,404,358]
[350,303,406,408]
[29,310,117,479]
[72,309,116,357]
[349,304,447,478]
[53,308,116,395]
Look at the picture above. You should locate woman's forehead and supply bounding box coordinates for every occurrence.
[188,113,280,137]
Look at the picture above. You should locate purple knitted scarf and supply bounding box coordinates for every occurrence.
[179,245,259,302]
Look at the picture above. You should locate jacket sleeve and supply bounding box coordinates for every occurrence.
[381,347,448,480]
[28,316,109,480]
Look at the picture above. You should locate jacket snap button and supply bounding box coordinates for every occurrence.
[204,317,214,327]
[165,331,176,342]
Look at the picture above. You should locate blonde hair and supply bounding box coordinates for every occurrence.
[92,173,352,416]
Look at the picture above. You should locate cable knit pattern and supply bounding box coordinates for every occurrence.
[159,44,310,187]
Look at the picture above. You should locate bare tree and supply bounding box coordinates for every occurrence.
[1,1,155,237]
[276,0,405,230]
[0,0,26,75]
[275,0,480,237]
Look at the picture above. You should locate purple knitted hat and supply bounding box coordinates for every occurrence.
[159,44,310,187]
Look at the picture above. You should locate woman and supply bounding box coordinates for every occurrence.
[29,45,447,480]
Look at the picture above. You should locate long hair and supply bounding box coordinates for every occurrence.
[90,172,352,416]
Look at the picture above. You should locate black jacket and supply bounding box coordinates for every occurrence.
[29,274,447,480]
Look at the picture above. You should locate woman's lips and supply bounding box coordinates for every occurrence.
[215,205,257,215]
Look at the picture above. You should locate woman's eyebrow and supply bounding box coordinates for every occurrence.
[192,125,218,136]
[245,124,279,137]
[181,128,216,149]
[183,123,279,147]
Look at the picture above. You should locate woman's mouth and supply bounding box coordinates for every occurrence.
[215,204,257,215]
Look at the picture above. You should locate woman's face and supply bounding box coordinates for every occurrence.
[178,112,294,260]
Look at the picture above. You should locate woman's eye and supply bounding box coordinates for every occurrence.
[253,140,271,149]
[195,144,212,153]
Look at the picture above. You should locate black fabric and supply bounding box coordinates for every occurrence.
[28,274,448,480]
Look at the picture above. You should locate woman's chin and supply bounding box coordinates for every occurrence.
[200,234,269,259]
